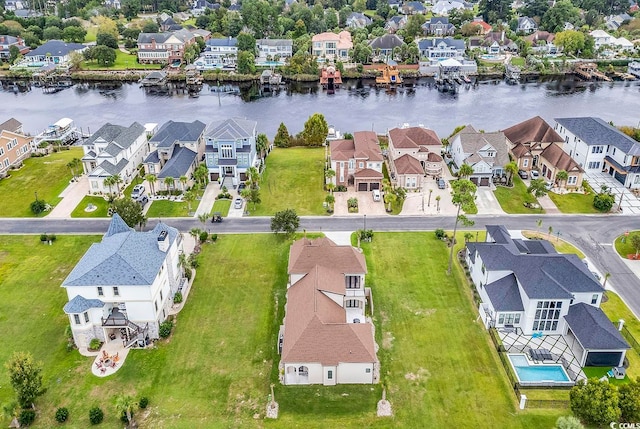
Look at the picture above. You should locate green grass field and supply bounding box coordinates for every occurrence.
[614,231,640,258]
[547,191,600,214]
[251,147,326,216]
[0,148,81,217]
[494,176,544,214]
[146,199,191,218]
[82,50,162,71]
[211,199,231,216]
[70,195,110,217]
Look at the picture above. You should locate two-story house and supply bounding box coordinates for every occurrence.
[417,37,466,62]
[143,120,206,191]
[421,17,455,36]
[503,116,583,188]
[62,215,184,350]
[311,31,353,62]
[449,125,509,186]
[346,12,372,28]
[255,39,293,63]
[0,128,32,177]
[0,35,29,60]
[385,15,408,33]
[516,16,537,34]
[82,122,148,194]
[555,117,640,189]
[467,225,629,368]
[368,34,405,61]
[204,118,258,187]
[387,125,443,189]
[280,237,378,385]
[329,131,383,191]
[137,29,196,65]
[194,37,238,70]
[524,31,557,54]
[401,0,426,14]
[431,0,467,15]
[24,40,86,66]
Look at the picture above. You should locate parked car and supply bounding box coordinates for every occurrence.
[234,198,243,209]
[518,170,528,179]
[238,182,246,191]
[372,189,381,202]
[438,178,446,189]
[131,184,145,199]
[530,170,539,179]
[545,181,553,190]
[136,194,149,207]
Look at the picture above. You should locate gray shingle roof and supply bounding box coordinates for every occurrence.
[98,158,129,176]
[205,118,256,140]
[565,303,630,350]
[26,40,85,57]
[137,32,172,44]
[368,34,405,50]
[418,37,465,50]
[453,125,510,168]
[62,216,179,287]
[63,295,104,314]
[157,146,196,178]
[555,117,640,155]
[144,150,160,163]
[207,37,238,47]
[484,274,524,311]
[84,122,145,151]
[150,120,206,148]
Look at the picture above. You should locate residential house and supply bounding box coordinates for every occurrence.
[137,29,196,65]
[482,31,518,54]
[388,0,402,9]
[431,0,467,15]
[346,12,372,28]
[143,120,206,192]
[280,237,378,385]
[190,28,212,41]
[466,225,629,368]
[418,37,466,61]
[0,35,29,60]
[449,125,509,186]
[0,117,24,133]
[589,29,634,52]
[160,17,182,32]
[61,214,184,349]
[524,31,557,54]
[194,37,238,69]
[368,34,405,61]
[0,128,32,177]
[82,122,148,194]
[555,117,640,189]
[516,16,537,34]
[605,13,632,31]
[256,39,293,62]
[401,0,427,14]
[24,40,86,66]
[3,0,26,11]
[191,0,220,16]
[503,116,583,188]
[104,0,121,9]
[329,131,384,191]
[312,31,353,62]
[472,17,492,35]
[385,15,408,33]
[204,118,258,186]
[422,17,455,36]
[387,125,443,189]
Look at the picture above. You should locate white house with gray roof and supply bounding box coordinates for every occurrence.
[256,39,293,63]
[204,118,258,186]
[555,117,640,189]
[62,215,184,349]
[82,122,148,194]
[449,125,510,186]
[194,37,238,70]
[24,39,86,66]
[466,225,629,368]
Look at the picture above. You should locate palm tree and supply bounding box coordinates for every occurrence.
[190,228,201,242]
[109,174,123,195]
[435,195,441,212]
[325,193,335,212]
[103,175,115,196]
[193,164,209,188]
[145,173,157,195]
[184,189,196,215]
[548,225,553,240]
[326,182,335,194]
[505,161,518,186]
[256,133,269,162]
[325,169,336,185]
[179,175,188,192]
[556,170,568,189]
[464,232,474,242]
[67,158,82,180]
[198,212,209,226]
[247,166,260,188]
[164,176,175,192]
[384,191,397,213]
[458,163,474,180]
[115,394,135,428]
[603,272,611,288]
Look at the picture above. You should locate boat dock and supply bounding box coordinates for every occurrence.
[375,61,403,87]
[628,61,640,79]
[320,65,342,92]
[32,117,80,148]
[573,63,611,82]
[504,64,521,84]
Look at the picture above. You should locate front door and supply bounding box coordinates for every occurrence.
[223,166,234,176]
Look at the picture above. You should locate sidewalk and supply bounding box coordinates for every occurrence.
[194,183,218,217]
[47,176,89,218]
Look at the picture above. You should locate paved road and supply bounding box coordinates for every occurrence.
[1,214,639,317]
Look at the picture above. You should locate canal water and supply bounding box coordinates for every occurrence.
[3,77,639,138]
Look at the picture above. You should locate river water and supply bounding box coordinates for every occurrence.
[3,77,640,138]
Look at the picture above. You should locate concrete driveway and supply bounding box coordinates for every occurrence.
[47,175,89,218]
[332,189,387,216]
[475,186,505,215]
[585,171,640,214]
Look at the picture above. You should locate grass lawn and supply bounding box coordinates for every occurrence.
[84,26,97,43]
[0,148,81,217]
[547,191,600,214]
[211,199,231,216]
[70,195,110,218]
[614,231,640,258]
[82,50,162,71]
[123,174,144,199]
[521,231,585,259]
[601,291,640,380]
[251,147,326,216]
[145,199,191,218]
[511,57,525,67]
[494,176,544,214]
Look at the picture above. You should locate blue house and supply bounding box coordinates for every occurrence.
[204,118,258,187]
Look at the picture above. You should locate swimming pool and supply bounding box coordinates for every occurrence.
[508,354,571,384]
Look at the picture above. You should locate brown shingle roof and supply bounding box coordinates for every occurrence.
[511,143,531,158]
[503,116,563,146]
[353,131,383,161]
[330,139,355,161]
[394,153,424,175]
[389,126,441,149]
[0,118,22,133]
[354,168,383,178]
[427,152,443,162]
[288,237,367,275]
[541,144,583,172]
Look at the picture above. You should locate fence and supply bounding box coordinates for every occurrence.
[621,326,640,356]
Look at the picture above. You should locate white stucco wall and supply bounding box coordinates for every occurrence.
[337,362,375,384]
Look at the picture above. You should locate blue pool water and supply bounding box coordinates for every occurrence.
[508,354,570,382]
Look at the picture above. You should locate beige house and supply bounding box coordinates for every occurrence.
[0,128,32,177]
[449,125,510,186]
[329,131,383,191]
[387,125,443,190]
[280,237,378,386]
[311,31,353,62]
[504,116,583,188]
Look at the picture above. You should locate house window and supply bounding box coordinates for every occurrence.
[346,299,360,308]
[97,287,103,296]
[349,160,355,169]
[533,301,562,331]
[587,162,601,169]
[613,148,616,155]
[591,146,603,154]
[0,147,4,155]
[73,314,81,325]
[366,368,371,373]
[149,165,155,173]
[591,294,598,305]
[160,290,163,301]
[113,287,120,296]
[523,159,529,167]
[327,370,333,379]
[568,176,577,185]
[359,162,364,168]
[497,313,521,325]
[155,301,158,312]
[220,144,233,158]
[481,264,485,274]
[84,312,89,323]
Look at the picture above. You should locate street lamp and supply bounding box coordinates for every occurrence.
[363,214,367,232]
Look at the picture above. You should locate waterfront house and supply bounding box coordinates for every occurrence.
[555,117,640,189]
[346,12,372,28]
[589,29,633,52]
[385,15,408,33]
[137,29,196,65]
[204,118,258,187]
[191,0,220,16]
[280,237,378,385]
[82,122,148,194]
[329,131,384,191]
[312,31,353,62]
[368,34,405,61]
[0,35,29,60]
[516,16,537,34]
[418,37,466,62]
[24,40,86,66]
[256,39,293,63]
[482,32,518,53]
[449,125,509,186]
[143,120,206,192]
[471,17,492,35]
[194,37,238,70]
[503,116,583,188]
[421,17,455,36]
[0,128,32,177]
[524,31,557,54]
[467,225,629,368]
[0,117,24,134]
[62,214,184,350]
[387,125,443,189]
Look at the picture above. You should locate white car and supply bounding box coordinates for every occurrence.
[234,198,243,209]
[372,189,381,202]
[530,170,540,179]
[131,184,145,199]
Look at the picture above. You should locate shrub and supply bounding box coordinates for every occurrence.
[40,233,48,242]
[435,229,446,239]
[19,409,36,426]
[593,192,615,212]
[48,234,57,242]
[89,338,101,351]
[138,397,149,409]
[188,253,200,269]
[173,291,183,304]
[55,407,69,423]
[210,233,218,242]
[159,319,173,338]
[199,231,209,243]
[31,199,47,214]
[89,406,103,425]
[335,185,347,192]
[359,229,374,242]
[184,267,192,280]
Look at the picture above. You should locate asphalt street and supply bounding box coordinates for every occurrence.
[1,214,639,316]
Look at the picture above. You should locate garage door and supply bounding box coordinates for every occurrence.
[480,177,490,187]
[358,183,368,191]
[614,170,626,185]
[470,177,479,185]
[370,182,380,190]
[585,351,623,367]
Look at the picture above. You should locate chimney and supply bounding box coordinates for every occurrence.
[618,319,625,331]
[501,31,505,42]
[157,229,169,252]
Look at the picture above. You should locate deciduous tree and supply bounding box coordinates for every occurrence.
[554,30,585,56]
[237,51,256,74]
[5,352,45,409]
[302,113,329,147]
[92,45,117,66]
[112,198,147,230]
[271,208,300,235]
[570,378,620,427]
[62,26,87,43]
